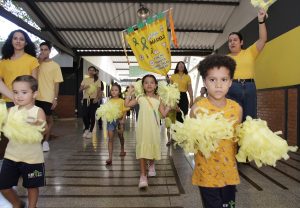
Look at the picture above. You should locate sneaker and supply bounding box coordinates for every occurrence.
[42,141,50,152]
[148,163,156,177]
[82,130,89,137]
[138,175,148,188]
[86,131,92,139]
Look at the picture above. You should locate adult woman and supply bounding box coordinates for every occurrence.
[0,29,39,107]
[170,61,193,122]
[79,66,102,138]
[227,9,267,121]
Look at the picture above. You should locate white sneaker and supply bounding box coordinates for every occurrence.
[86,132,92,139]
[138,175,148,188]
[82,130,89,137]
[148,163,156,177]
[42,141,50,152]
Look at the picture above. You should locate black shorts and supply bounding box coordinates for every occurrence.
[35,100,52,116]
[0,159,46,189]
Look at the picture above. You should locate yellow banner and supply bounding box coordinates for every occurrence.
[125,17,171,76]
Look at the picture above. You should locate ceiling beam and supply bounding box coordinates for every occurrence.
[55,27,223,33]
[0,6,74,56]
[75,48,213,56]
[33,0,239,6]
[23,0,71,48]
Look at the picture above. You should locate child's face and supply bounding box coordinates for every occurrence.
[110,86,120,98]
[203,66,232,101]
[143,77,157,94]
[13,81,37,107]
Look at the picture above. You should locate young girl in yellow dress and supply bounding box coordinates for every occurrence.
[125,74,170,188]
[190,55,242,208]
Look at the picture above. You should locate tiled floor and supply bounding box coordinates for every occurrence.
[1,118,300,208]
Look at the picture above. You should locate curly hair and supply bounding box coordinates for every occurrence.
[198,54,236,79]
[174,61,188,74]
[1,29,36,60]
[142,74,158,94]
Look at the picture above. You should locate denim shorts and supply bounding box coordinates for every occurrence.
[107,120,119,131]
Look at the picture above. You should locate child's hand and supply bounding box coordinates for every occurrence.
[127,85,135,95]
[27,117,45,126]
[175,106,181,112]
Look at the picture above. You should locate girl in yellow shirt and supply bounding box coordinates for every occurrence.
[191,55,242,208]
[105,83,128,165]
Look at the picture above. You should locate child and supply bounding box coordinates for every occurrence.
[105,83,128,165]
[125,74,170,188]
[194,86,207,103]
[190,55,242,208]
[0,75,47,208]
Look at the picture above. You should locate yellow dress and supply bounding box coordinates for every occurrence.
[136,96,161,160]
[192,98,241,187]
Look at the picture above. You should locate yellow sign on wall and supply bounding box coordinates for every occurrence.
[125,17,171,76]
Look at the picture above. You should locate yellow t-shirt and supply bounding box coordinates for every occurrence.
[192,98,241,187]
[228,43,259,79]
[81,77,101,99]
[170,73,191,92]
[0,53,39,101]
[4,105,44,164]
[36,60,64,103]
[108,98,129,119]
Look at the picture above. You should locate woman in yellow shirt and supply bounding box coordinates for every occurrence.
[79,66,102,138]
[0,29,39,108]
[170,61,193,122]
[227,9,267,121]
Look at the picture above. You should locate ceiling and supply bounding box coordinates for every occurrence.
[5,0,243,81]
[14,0,240,57]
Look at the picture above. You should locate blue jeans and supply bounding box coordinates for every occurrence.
[227,81,257,121]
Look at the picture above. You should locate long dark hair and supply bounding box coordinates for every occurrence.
[142,74,158,95]
[174,61,188,74]
[1,29,36,59]
[88,66,98,82]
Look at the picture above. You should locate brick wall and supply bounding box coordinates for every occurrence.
[257,86,299,145]
[54,95,76,118]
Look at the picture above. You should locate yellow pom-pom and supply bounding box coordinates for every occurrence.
[251,0,276,10]
[86,83,97,95]
[0,99,8,132]
[171,108,235,158]
[96,101,121,122]
[157,81,180,108]
[3,108,45,144]
[134,80,144,98]
[236,116,298,167]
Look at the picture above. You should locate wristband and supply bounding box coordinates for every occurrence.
[258,20,265,24]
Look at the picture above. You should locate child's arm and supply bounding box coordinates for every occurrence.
[189,104,197,118]
[159,103,171,118]
[37,108,48,134]
[124,85,138,108]
[237,105,243,124]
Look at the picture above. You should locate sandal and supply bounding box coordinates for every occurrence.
[166,141,171,146]
[105,159,112,165]
[119,152,126,157]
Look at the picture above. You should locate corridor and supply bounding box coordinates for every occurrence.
[7,118,300,207]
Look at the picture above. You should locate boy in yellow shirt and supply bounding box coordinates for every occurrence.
[190,55,242,208]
